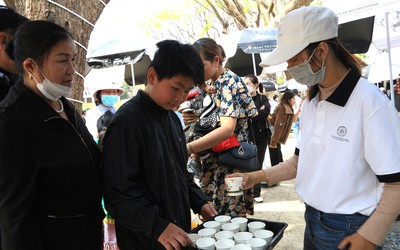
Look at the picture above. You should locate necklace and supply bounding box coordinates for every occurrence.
[55,99,64,113]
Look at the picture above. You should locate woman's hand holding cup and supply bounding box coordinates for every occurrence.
[226,170,267,190]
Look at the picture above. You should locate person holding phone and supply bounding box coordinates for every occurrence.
[184,38,258,217]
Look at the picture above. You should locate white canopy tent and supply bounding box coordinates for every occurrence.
[86,0,157,88]
[325,0,400,105]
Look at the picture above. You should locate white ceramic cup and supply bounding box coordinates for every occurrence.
[215,230,234,241]
[187,233,200,246]
[246,237,267,250]
[231,217,248,232]
[196,237,216,250]
[233,231,253,244]
[214,215,231,225]
[230,243,252,250]
[204,220,222,231]
[253,229,274,244]
[221,222,240,234]
[198,228,217,239]
[247,221,266,234]
[224,177,243,193]
[214,238,235,250]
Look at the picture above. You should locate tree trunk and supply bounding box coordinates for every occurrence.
[4,0,109,112]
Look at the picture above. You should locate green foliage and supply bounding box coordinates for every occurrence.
[276,74,286,85]
[310,0,325,6]
[120,81,135,100]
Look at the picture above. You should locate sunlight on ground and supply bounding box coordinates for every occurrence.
[255,200,305,212]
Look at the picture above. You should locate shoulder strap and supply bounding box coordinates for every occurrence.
[260,94,266,102]
[247,118,256,144]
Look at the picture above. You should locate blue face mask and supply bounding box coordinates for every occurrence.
[101,95,119,107]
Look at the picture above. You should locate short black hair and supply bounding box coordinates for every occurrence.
[0,5,28,34]
[148,40,204,86]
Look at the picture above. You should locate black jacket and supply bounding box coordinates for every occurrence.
[250,93,271,142]
[0,81,104,250]
[0,69,18,102]
[102,90,208,250]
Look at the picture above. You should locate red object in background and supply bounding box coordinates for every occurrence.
[186,91,201,100]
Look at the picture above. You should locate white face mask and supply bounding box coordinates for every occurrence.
[287,49,326,86]
[247,86,254,94]
[31,62,72,101]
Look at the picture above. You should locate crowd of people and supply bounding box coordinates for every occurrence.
[0,4,399,250]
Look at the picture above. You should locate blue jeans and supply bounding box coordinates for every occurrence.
[292,119,300,140]
[304,204,382,250]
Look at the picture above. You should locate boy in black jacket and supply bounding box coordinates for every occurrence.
[102,40,217,250]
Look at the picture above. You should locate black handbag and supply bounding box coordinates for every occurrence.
[218,142,258,172]
[217,119,259,172]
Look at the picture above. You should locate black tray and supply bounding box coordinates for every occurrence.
[186,217,288,250]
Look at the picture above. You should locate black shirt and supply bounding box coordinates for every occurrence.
[251,93,271,142]
[0,69,17,102]
[102,90,208,249]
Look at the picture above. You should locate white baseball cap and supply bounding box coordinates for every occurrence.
[93,82,123,99]
[260,6,338,67]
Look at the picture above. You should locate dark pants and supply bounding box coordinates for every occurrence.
[269,143,283,167]
[254,140,268,197]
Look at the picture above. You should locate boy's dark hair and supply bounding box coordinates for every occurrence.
[7,20,73,76]
[148,40,204,86]
[0,6,28,35]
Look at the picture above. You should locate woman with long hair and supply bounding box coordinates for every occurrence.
[269,90,301,167]
[184,38,258,217]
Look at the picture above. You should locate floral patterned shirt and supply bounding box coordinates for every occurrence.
[213,70,258,142]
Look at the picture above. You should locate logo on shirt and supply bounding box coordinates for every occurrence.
[331,126,349,142]
[337,126,347,137]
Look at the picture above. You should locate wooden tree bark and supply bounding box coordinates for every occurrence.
[4,0,110,112]
[196,0,315,30]
[194,0,314,79]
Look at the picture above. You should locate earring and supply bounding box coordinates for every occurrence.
[216,67,219,73]
[29,75,33,79]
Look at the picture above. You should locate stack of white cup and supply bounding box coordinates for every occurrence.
[193,214,274,250]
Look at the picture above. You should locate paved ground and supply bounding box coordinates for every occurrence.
[248,133,400,250]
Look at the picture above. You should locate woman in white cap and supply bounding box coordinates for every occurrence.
[85,82,123,140]
[228,5,400,250]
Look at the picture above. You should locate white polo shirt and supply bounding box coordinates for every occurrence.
[295,70,400,216]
